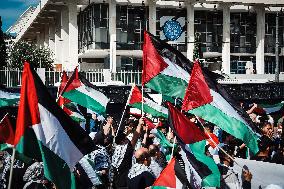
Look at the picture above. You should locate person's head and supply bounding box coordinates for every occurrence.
[257,135,273,157]
[221,131,234,144]
[260,121,273,138]
[135,147,151,166]
[106,116,114,125]
[92,113,97,120]
[115,130,128,145]
[93,132,105,146]
[204,123,214,133]
[148,144,161,158]
[218,145,234,167]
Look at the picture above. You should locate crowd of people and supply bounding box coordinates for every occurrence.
[0,102,284,189]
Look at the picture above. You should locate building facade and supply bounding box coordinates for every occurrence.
[7,0,284,76]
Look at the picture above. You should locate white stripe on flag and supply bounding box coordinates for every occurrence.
[33,103,84,170]
[161,57,190,82]
[76,85,109,108]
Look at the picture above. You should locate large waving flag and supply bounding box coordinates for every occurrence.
[60,67,109,115]
[0,88,20,107]
[14,62,95,189]
[143,31,260,154]
[129,85,168,118]
[167,102,220,187]
[0,114,15,150]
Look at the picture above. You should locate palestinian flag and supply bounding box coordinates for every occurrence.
[0,88,20,107]
[255,102,284,115]
[57,71,85,123]
[151,158,183,189]
[14,62,95,189]
[143,31,260,154]
[0,114,15,150]
[60,67,109,115]
[57,71,71,107]
[129,85,168,118]
[167,102,220,187]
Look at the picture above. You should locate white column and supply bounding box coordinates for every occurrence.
[186,1,194,61]
[39,30,45,48]
[49,21,55,57]
[68,1,78,70]
[109,0,116,73]
[44,24,49,47]
[221,3,231,74]
[148,0,156,35]
[256,5,265,74]
[55,16,62,67]
[61,6,69,70]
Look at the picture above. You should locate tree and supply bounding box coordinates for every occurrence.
[193,33,203,61]
[9,41,54,69]
[0,16,8,69]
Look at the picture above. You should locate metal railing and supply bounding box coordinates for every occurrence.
[0,68,142,87]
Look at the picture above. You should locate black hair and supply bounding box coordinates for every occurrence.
[258,135,273,152]
[136,151,150,163]
[218,145,234,162]
[115,130,127,144]
[149,145,159,157]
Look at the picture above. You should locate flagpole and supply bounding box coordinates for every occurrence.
[116,84,136,137]
[170,136,176,160]
[7,147,16,189]
[195,116,244,169]
[141,84,144,116]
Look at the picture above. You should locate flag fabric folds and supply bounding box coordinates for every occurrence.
[167,102,208,144]
[167,102,220,187]
[182,61,213,111]
[60,67,109,115]
[129,85,168,118]
[14,62,95,189]
[142,31,259,154]
[57,71,85,123]
[0,114,15,150]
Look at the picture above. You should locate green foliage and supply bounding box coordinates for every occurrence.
[9,41,54,69]
[0,17,7,69]
[193,33,203,61]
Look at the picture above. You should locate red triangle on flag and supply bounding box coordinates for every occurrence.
[0,114,15,145]
[152,158,176,188]
[142,31,168,85]
[144,117,156,130]
[62,67,82,93]
[129,85,144,105]
[14,62,41,145]
[58,71,71,107]
[182,61,213,111]
[167,102,208,144]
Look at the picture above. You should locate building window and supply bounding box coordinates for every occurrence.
[116,5,146,50]
[230,12,256,54]
[78,3,110,53]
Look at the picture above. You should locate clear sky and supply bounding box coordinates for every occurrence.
[0,0,39,33]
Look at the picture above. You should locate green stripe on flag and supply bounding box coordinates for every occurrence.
[189,104,259,154]
[38,140,76,189]
[63,90,106,115]
[189,140,220,187]
[0,143,12,151]
[131,102,168,118]
[151,186,169,189]
[146,74,187,99]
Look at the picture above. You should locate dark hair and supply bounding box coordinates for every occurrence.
[93,132,104,146]
[115,130,127,144]
[258,135,273,152]
[218,145,234,162]
[149,145,159,157]
[136,151,150,163]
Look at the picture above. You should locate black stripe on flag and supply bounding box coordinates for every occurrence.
[30,66,95,155]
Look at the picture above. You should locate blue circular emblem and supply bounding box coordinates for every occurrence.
[163,20,183,41]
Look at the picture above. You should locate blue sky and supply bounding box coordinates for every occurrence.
[0,0,39,32]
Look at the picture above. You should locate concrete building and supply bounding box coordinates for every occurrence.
[6,0,284,76]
